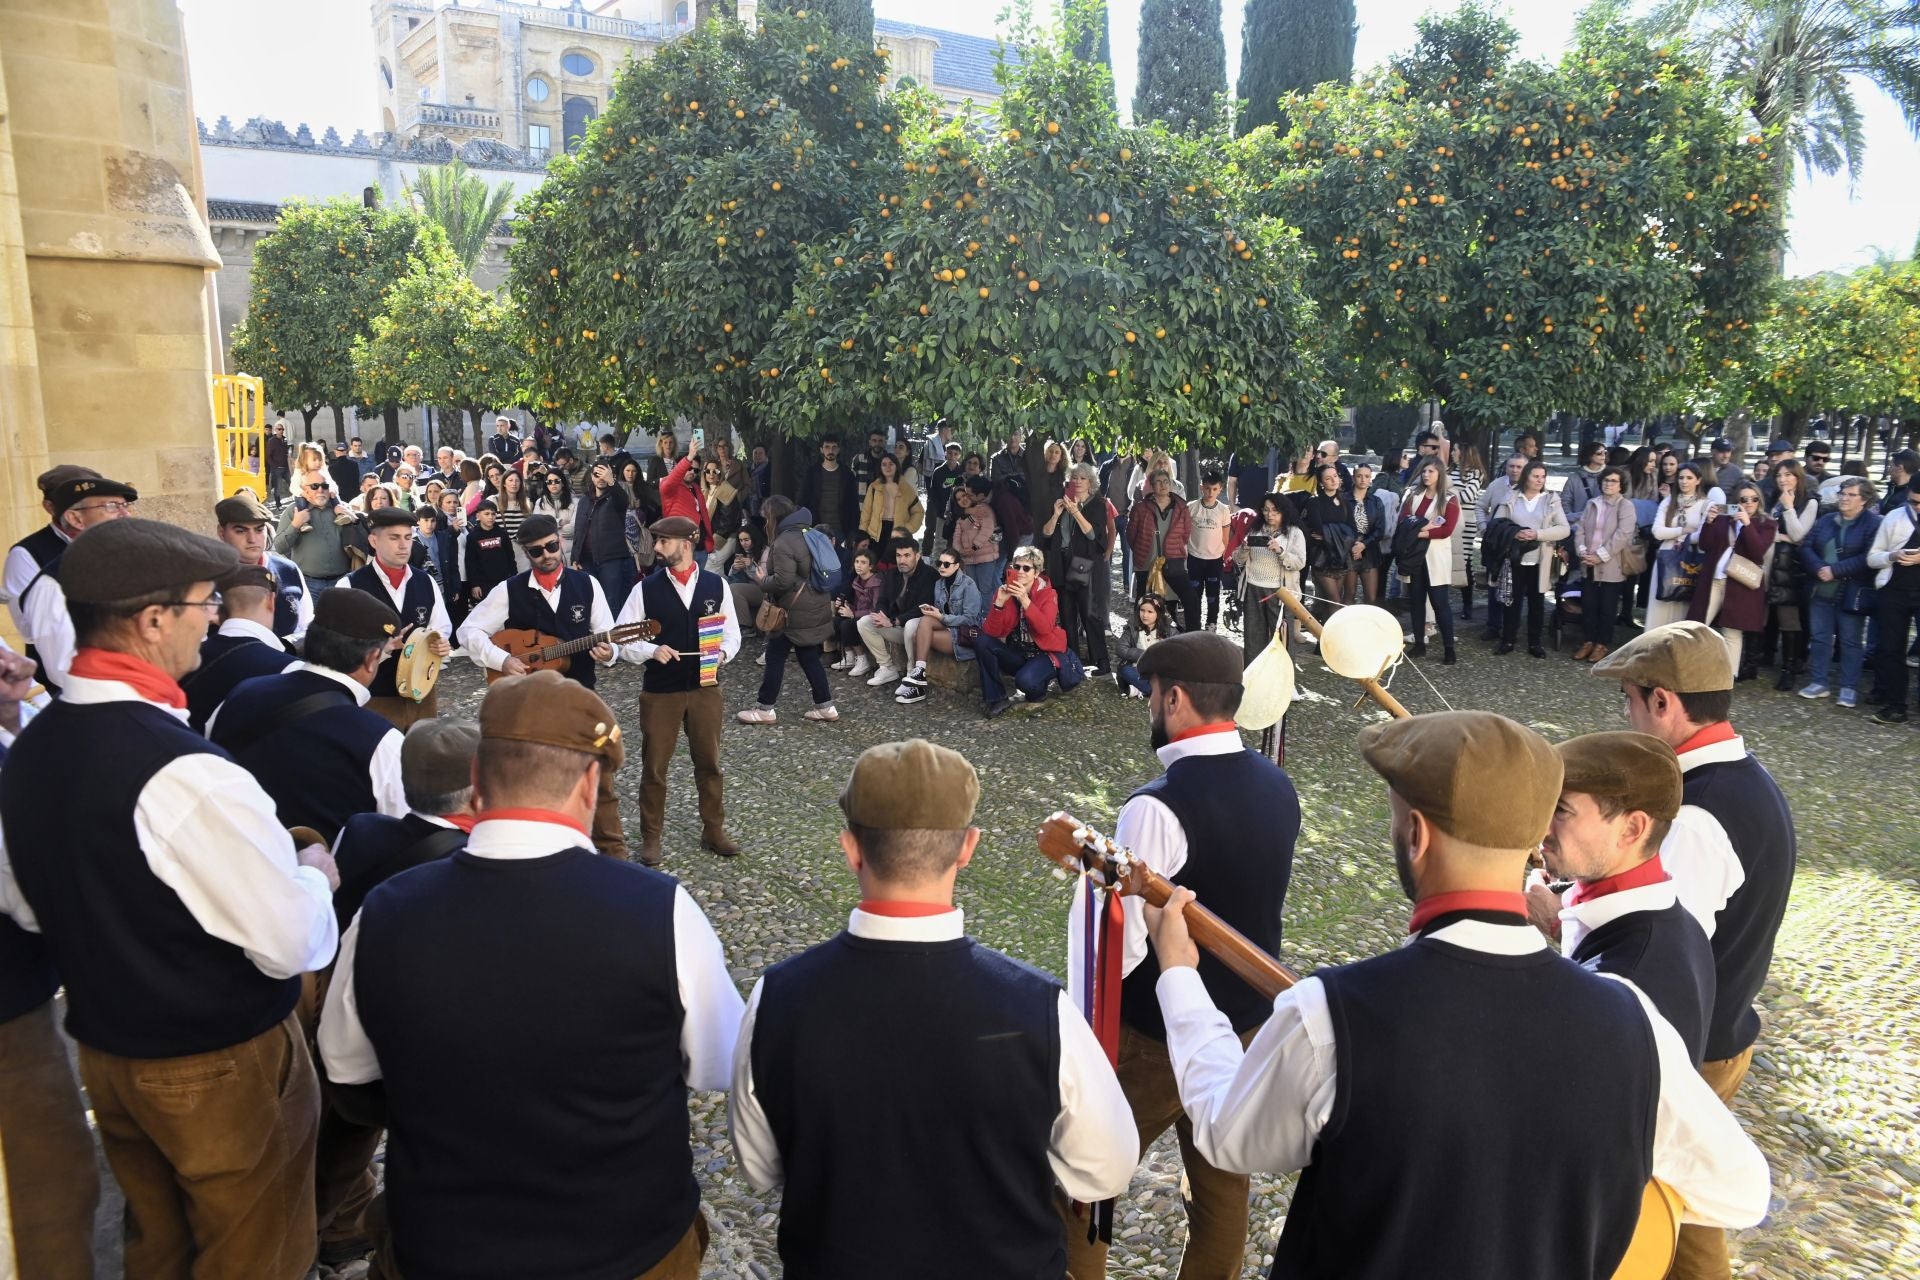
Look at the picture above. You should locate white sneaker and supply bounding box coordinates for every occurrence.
[736,706,777,724]
[804,704,839,722]
[1127,685,1146,699]
[847,654,874,678]
[902,662,928,687]
[755,650,767,666]
[867,664,902,687]
[830,651,850,671]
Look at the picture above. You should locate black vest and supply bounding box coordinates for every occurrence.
[180,630,298,735]
[210,668,394,844]
[752,931,1065,1279]
[0,700,299,1056]
[1271,931,1657,1280]
[1120,747,1299,1040]
[355,849,696,1280]
[637,568,727,694]
[19,551,63,694]
[1683,752,1796,1060]
[332,811,467,929]
[265,553,306,638]
[1571,898,1716,1065]
[506,570,598,688]
[0,731,58,1026]
[347,565,438,698]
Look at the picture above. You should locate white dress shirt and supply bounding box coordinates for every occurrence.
[729,906,1139,1202]
[17,570,76,688]
[614,565,741,666]
[2,526,68,613]
[457,570,618,673]
[360,564,453,644]
[320,815,743,1088]
[1155,918,1771,1230]
[203,661,407,819]
[1658,734,1750,939]
[1066,726,1245,1012]
[0,674,337,978]
[1557,877,1683,957]
[259,553,314,641]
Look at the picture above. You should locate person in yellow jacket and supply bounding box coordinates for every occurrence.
[858,452,925,555]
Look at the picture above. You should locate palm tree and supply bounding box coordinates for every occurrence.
[1651,0,1920,194]
[402,160,517,275]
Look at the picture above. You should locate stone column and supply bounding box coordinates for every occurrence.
[0,40,53,607]
[0,0,222,537]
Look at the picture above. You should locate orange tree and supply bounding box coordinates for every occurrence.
[1242,4,1781,455]
[506,7,902,442]
[351,256,522,454]
[758,3,1334,456]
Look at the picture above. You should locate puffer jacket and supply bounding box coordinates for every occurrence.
[1800,509,1883,615]
[764,507,836,646]
[1128,496,1192,563]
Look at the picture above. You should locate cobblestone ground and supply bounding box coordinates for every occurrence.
[88,608,1918,1279]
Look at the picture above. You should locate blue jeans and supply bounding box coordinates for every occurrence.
[1807,597,1867,689]
[1116,664,1151,695]
[1115,511,1134,586]
[963,560,1002,607]
[975,633,1057,705]
[756,631,832,707]
[585,557,636,614]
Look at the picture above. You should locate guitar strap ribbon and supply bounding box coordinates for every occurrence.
[698,614,724,686]
[1076,884,1127,1245]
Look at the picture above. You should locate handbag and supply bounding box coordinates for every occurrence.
[954,622,982,648]
[1727,553,1765,591]
[1067,553,1096,587]
[1656,542,1704,602]
[1053,646,1086,691]
[1144,555,1169,600]
[754,598,788,633]
[1618,531,1648,578]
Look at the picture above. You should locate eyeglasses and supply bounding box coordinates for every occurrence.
[153,593,221,612]
[937,559,959,568]
[1010,563,1038,574]
[526,539,563,556]
[1738,496,1762,504]
[72,500,133,516]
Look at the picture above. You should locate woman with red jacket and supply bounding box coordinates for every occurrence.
[1127,469,1202,631]
[974,545,1072,718]
[656,453,713,552]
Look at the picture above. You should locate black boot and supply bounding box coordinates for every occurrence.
[1442,645,1457,665]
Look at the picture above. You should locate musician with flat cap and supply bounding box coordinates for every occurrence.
[615,514,741,865]
[210,588,407,843]
[180,561,300,734]
[731,739,1137,1278]
[0,518,340,1280]
[214,491,313,641]
[457,512,627,858]
[1525,731,1716,1064]
[1144,710,1768,1279]
[319,671,744,1280]
[1593,622,1795,1280]
[1058,630,1299,1280]
[3,463,99,642]
[12,472,138,692]
[347,505,453,729]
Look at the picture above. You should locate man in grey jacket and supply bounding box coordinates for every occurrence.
[273,476,359,590]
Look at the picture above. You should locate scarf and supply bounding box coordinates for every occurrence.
[68,649,187,709]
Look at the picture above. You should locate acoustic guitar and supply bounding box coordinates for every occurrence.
[485,620,661,683]
[1036,812,1684,1280]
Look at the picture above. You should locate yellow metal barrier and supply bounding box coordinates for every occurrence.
[213,373,266,500]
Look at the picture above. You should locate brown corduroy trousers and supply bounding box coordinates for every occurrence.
[0,998,100,1279]
[1668,1044,1757,1280]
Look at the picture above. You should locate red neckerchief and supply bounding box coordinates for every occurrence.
[858,900,956,917]
[1673,722,1738,757]
[532,565,565,592]
[1408,890,1529,935]
[1564,855,1669,908]
[377,562,408,590]
[1167,721,1240,744]
[439,814,479,833]
[68,648,187,710]
[473,807,591,838]
[668,562,699,587]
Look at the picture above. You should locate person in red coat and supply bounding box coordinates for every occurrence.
[974,545,1072,718]
[1687,481,1777,677]
[656,454,713,553]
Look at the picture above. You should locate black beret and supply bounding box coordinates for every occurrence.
[650,515,700,540]
[60,519,237,605]
[367,506,415,530]
[1136,630,1244,686]
[51,476,138,520]
[517,513,561,545]
[214,494,273,525]
[37,464,101,498]
[312,587,401,643]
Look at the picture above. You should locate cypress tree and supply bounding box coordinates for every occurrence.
[1235,0,1356,136]
[1133,0,1227,134]
[766,0,873,49]
[1073,0,1113,71]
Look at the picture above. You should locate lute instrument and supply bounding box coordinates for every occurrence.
[485,620,661,682]
[1036,811,1684,1280]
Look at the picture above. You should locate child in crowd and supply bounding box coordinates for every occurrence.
[831,549,884,677]
[1113,593,1175,698]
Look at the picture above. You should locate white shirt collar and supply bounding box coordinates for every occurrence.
[292,661,372,706]
[1560,878,1679,934]
[55,674,189,722]
[1677,733,1747,772]
[848,906,965,942]
[1154,726,1246,770]
[1417,918,1551,955]
[218,617,283,647]
[416,813,462,830]
[465,817,591,860]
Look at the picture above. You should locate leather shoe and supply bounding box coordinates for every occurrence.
[701,830,741,858]
[1495,641,1515,655]
[1572,642,1595,662]
[1586,644,1609,664]
[1529,646,1547,659]
[638,833,663,867]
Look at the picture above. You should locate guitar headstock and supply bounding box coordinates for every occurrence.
[1036,811,1153,897]
[609,620,663,645]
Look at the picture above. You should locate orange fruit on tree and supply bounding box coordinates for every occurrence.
[1028,280,1040,292]
[979,286,991,299]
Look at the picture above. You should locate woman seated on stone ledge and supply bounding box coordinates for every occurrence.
[892,546,985,707]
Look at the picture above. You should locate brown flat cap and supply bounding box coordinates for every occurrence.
[1137,630,1244,686]
[479,669,624,772]
[215,562,277,595]
[841,738,979,831]
[366,506,415,529]
[517,513,560,545]
[1591,621,1733,693]
[1555,731,1683,822]
[1359,710,1563,849]
[401,718,481,800]
[60,519,237,605]
[37,464,101,497]
[215,494,273,525]
[51,476,138,519]
[649,515,700,540]
[313,587,400,643]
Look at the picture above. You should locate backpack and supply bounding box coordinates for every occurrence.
[801,526,844,595]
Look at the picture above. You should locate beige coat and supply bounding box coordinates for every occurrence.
[1576,495,1638,584]
[1495,490,1570,595]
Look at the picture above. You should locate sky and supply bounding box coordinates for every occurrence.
[177,0,1920,277]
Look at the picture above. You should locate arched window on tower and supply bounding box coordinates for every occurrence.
[674,2,689,25]
[563,96,597,153]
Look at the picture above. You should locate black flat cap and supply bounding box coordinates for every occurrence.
[649,515,699,540]
[517,513,560,545]
[37,464,101,497]
[1136,630,1244,686]
[312,587,401,643]
[60,519,237,605]
[367,506,415,529]
[215,562,277,594]
[214,494,273,525]
[51,476,138,520]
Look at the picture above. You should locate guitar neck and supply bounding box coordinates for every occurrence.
[1134,866,1301,1001]
[537,630,610,663]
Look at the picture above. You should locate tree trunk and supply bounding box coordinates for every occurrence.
[382,405,401,447]
[331,404,347,441]
[468,407,486,458]
[299,406,320,441]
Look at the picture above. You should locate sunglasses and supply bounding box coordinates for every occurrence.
[937,559,959,568]
[1010,563,1038,573]
[526,539,563,556]
[304,483,329,491]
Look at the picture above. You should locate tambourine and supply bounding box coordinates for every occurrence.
[395,631,442,703]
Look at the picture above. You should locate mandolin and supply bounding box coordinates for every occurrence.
[1035,810,1684,1280]
[485,620,661,683]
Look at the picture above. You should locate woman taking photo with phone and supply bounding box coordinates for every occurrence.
[1233,493,1307,663]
